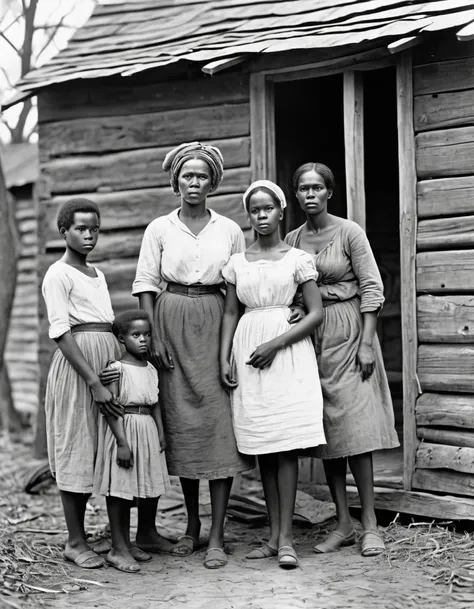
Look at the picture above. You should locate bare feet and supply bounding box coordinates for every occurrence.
[136,531,174,554]
[106,548,140,573]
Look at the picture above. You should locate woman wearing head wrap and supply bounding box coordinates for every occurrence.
[131,142,254,569]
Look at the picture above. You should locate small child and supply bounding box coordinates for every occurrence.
[220,180,326,569]
[42,198,122,569]
[94,310,170,573]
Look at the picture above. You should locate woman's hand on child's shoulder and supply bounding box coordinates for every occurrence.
[90,380,123,418]
[116,443,133,468]
[220,361,238,391]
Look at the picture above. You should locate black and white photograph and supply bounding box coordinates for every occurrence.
[1,0,474,607]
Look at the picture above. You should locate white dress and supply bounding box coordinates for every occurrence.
[94,361,170,500]
[222,248,326,455]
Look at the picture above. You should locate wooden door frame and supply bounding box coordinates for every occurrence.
[250,50,419,490]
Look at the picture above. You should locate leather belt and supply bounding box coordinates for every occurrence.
[71,323,113,333]
[123,405,152,415]
[167,282,221,297]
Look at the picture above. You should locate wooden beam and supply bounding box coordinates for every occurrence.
[413,469,474,498]
[202,55,247,75]
[417,216,474,251]
[457,20,474,42]
[397,51,419,491]
[388,36,420,54]
[414,89,474,132]
[417,250,474,294]
[417,427,474,449]
[417,177,474,218]
[416,393,474,428]
[418,344,474,393]
[416,442,474,475]
[343,71,365,230]
[307,483,474,520]
[249,73,275,182]
[417,295,474,343]
[414,56,474,95]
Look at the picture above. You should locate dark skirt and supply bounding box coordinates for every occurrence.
[155,290,254,479]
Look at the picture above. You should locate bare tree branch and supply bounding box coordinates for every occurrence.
[0,31,22,57]
[0,66,15,89]
[10,97,32,143]
[34,13,68,62]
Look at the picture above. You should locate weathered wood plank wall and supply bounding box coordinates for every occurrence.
[413,37,474,497]
[4,185,39,416]
[36,68,252,399]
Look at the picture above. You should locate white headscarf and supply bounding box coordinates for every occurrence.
[242,180,287,210]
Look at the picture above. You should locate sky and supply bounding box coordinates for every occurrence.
[0,0,96,143]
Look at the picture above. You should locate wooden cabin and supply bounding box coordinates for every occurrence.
[1,142,39,419]
[7,0,474,519]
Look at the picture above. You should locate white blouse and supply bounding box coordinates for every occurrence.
[132,208,246,296]
[42,261,114,339]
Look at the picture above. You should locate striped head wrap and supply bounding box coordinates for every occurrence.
[162,141,224,195]
[243,180,287,210]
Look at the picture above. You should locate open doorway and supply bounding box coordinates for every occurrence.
[274,66,403,488]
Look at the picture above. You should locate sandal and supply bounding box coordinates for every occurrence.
[313,530,356,554]
[278,546,299,569]
[204,547,228,569]
[171,535,197,557]
[246,543,278,560]
[106,552,140,573]
[361,530,385,557]
[63,549,104,569]
[129,546,152,562]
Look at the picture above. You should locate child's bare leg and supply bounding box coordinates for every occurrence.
[323,457,353,535]
[136,497,173,552]
[208,477,233,549]
[276,451,298,548]
[106,496,139,572]
[258,454,280,550]
[60,490,92,554]
[348,452,377,531]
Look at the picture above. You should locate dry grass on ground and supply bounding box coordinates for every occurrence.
[3,432,474,608]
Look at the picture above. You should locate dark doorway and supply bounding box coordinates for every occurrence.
[274,74,347,235]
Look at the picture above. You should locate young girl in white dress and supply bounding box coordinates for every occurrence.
[220,180,326,569]
[94,310,170,573]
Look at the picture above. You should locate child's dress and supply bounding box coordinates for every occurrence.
[94,361,170,500]
[42,261,122,494]
[222,248,326,455]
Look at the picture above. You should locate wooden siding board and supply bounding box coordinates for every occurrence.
[414,56,474,95]
[38,73,250,122]
[39,104,250,157]
[416,442,474,475]
[416,127,474,179]
[417,177,474,218]
[416,393,474,428]
[414,89,474,132]
[417,295,474,343]
[417,250,474,294]
[418,344,474,393]
[417,427,474,449]
[412,469,474,498]
[417,216,474,250]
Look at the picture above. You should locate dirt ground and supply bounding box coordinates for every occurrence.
[2,435,474,609]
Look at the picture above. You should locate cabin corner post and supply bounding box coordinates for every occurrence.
[343,70,366,230]
[396,50,419,491]
[250,73,276,182]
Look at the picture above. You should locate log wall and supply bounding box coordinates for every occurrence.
[37,68,252,400]
[413,37,474,498]
[4,184,39,415]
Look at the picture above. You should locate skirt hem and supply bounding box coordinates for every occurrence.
[311,439,401,460]
[167,465,254,480]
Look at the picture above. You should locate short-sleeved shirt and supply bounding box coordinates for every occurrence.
[132,208,245,296]
[42,261,114,339]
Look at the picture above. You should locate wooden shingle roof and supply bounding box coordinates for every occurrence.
[19,0,474,90]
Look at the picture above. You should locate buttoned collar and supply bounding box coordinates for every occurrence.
[169,207,219,238]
